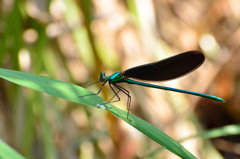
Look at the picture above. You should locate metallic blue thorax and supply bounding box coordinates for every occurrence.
[108,72,125,83]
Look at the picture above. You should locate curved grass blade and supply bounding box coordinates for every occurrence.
[0,68,196,159]
[179,124,240,142]
[0,140,26,159]
[0,68,106,107]
[143,124,240,158]
[107,105,197,159]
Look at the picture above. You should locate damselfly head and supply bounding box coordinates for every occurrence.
[99,72,107,82]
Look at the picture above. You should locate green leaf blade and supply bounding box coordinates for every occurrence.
[107,106,197,159]
[0,140,26,159]
[0,68,105,107]
[0,68,196,158]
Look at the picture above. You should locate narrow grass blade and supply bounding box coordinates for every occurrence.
[106,104,196,159]
[144,124,240,158]
[0,140,26,159]
[0,68,196,159]
[0,68,105,107]
[179,124,240,142]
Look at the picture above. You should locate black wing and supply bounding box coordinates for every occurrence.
[122,50,205,81]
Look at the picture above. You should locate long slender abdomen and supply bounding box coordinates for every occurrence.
[125,78,225,102]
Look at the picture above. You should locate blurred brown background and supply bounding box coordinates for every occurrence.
[0,0,240,158]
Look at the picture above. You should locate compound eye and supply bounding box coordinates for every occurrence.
[100,76,106,82]
[99,72,106,82]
